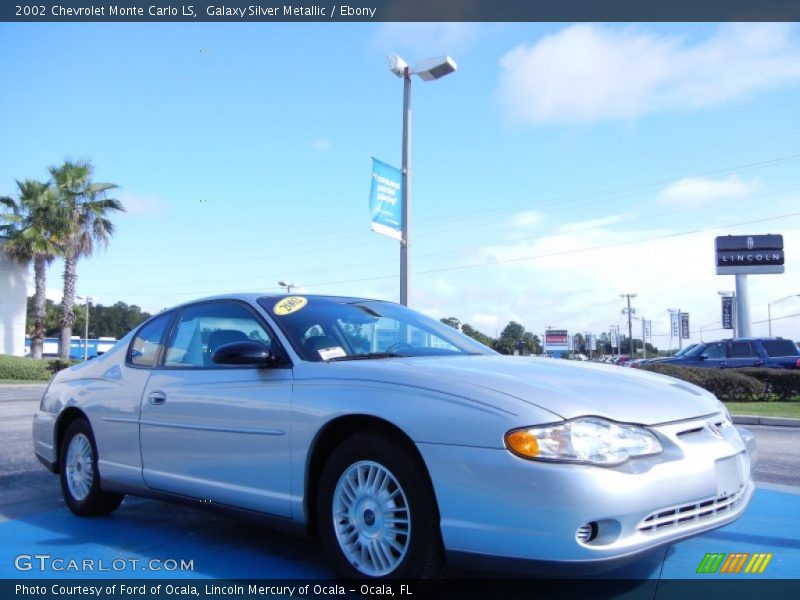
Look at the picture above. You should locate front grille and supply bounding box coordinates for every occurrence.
[638,485,746,533]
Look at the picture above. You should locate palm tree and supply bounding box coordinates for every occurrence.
[1,180,70,359]
[50,160,124,359]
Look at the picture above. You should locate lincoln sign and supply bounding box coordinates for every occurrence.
[715,234,784,275]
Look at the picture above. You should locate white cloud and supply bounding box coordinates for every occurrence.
[118,192,168,217]
[497,23,800,125]
[657,176,761,206]
[510,210,544,228]
[557,214,630,233]
[310,138,332,152]
[370,23,481,57]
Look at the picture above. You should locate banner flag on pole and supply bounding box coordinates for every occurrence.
[721,297,734,329]
[681,313,690,339]
[369,158,403,241]
[671,313,680,338]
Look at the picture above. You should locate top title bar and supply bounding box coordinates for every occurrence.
[3,1,800,22]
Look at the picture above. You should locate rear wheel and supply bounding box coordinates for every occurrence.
[60,419,124,516]
[317,432,443,579]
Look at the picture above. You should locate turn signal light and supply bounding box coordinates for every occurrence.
[506,430,539,458]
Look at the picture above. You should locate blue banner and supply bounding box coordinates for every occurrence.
[369,158,403,241]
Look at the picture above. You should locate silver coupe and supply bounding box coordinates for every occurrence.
[33,294,756,579]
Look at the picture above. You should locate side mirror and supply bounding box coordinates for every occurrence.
[212,340,276,367]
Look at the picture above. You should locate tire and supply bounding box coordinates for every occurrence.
[59,418,124,517]
[317,431,443,579]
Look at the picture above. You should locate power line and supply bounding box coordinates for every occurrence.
[87,187,798,293]
[297,209,800,287]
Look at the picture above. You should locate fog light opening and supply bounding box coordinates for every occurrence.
[576,521,598,544]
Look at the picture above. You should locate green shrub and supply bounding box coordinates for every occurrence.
[641,363,766,402]
[737,368,800,401]
[0,355,52,381]
[640,363,706,387]
[46,359,80,375]
[695,369,766,403]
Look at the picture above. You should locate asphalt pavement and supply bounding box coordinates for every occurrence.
[1,384,799,584]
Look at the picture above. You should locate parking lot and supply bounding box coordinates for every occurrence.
[1,384,799,584]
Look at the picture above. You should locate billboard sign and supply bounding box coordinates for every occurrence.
[680,313,690,340]
[644,320,652,341]
[721,296,734,329]
[544,329,569,351]
[715,234,784,275]
[369,158,403,240]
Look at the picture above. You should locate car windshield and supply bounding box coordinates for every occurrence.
[258,296,496,362]
[673,343,698,357]
[683,344,707,357]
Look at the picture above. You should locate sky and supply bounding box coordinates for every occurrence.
[1,21,799,349]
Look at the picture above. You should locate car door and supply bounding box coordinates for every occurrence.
[139,300,293,517]
[726,341,762,368]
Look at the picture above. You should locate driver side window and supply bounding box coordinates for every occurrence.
[703,343,726,360]
[163,302,274,368]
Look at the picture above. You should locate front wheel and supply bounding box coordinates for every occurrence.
[59,419,124,516]
[317,432,443,579]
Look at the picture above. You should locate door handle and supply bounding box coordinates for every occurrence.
[754,360,763,366]
[719,361,726,368]
[148,391,167,406]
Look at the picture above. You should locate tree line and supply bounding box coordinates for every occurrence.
[25,297,151,341]
[440,317,543,355]
[1,160,124,359]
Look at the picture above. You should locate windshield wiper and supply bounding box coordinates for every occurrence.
[327,352,403,362]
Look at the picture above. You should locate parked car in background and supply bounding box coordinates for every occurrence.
[33,294,757,579]
[658,338,800,369]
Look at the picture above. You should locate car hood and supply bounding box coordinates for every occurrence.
[322,355,721,426]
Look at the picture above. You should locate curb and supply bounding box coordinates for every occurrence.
[733,414,800,427]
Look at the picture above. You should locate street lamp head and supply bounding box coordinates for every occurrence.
[717,291,734,297]
[413,55,457,81]
[387,54,408,77]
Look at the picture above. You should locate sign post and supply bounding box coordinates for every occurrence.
[715,235,784,338]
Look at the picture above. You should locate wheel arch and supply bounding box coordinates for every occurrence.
[54,407,90,474]
[304,414,440,538]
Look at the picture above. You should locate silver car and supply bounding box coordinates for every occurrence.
[33,294,756,579]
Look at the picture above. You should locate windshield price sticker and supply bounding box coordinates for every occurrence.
[273,296,308,316]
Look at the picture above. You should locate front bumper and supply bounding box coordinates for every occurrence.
[417,416,755,565]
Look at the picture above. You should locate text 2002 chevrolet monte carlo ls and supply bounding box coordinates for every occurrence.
[33,294,756,579]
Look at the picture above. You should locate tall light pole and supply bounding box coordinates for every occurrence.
[768,294,800,337]
[621,293,636,356]
[77,295,91,361]
[388,54,457,306]
[278,280,297,294]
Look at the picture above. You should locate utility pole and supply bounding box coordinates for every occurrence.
[621,293,637,357]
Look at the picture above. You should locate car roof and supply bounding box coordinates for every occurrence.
[163,292,387,312]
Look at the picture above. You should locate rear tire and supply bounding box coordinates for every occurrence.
[59,418,124,517]
[317,431,443,579]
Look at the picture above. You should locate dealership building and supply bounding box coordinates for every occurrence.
[0,238,29,356]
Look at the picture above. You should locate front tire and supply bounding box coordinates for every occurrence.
[59,418,124,516]
[317,432,443,579]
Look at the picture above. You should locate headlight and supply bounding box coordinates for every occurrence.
[505,417,662,466]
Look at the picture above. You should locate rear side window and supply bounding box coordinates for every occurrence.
[729,341,755,358]
[762,340,800,357]
[129,312,174,367]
